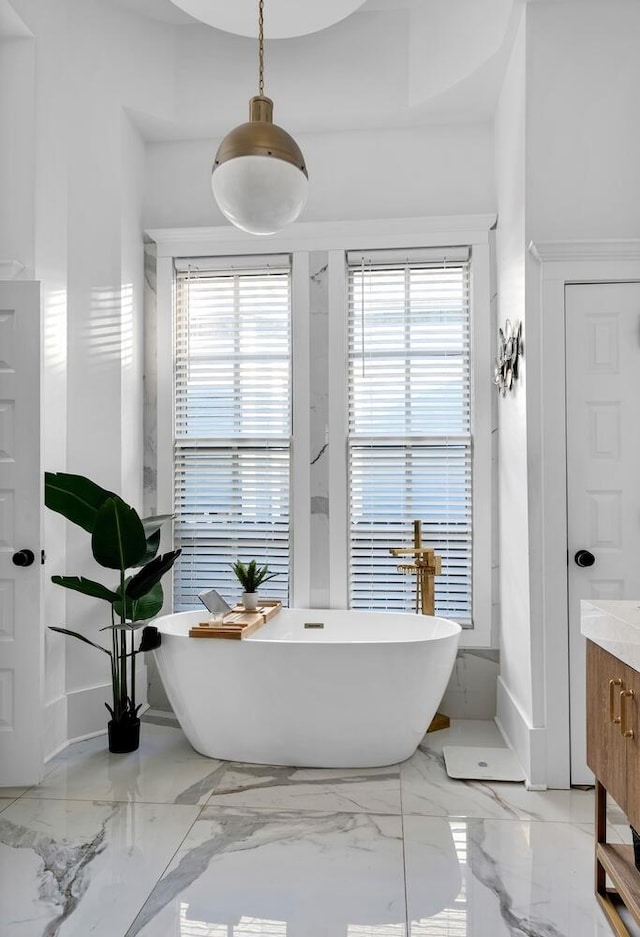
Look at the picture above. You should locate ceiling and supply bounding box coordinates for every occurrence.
[165,0,370,38]
[0,0,32,36]
[112,0,418,29]
[110,0,197,24]
[108,0,521,142]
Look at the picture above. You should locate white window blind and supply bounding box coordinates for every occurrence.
[173,259,291,610]
[347,252,472,626]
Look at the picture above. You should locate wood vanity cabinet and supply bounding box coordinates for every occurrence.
[586,639,640,933]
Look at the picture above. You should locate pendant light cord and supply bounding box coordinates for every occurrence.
[258,0,265,96]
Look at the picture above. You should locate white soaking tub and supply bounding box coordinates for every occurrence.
[152,607,461,767]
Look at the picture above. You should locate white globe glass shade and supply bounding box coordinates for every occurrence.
[211,155,309,236]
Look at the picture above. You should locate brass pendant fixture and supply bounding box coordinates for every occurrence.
[211,0,309,236]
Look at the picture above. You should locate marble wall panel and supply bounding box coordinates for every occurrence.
[309,251,330,608]
[142,237,158,518]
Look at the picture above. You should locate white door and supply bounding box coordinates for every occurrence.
[0,281,43,786]
[566,281,640,785]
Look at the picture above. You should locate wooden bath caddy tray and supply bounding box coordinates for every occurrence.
[189,600,282,640]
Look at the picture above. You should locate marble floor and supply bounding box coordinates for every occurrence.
[0,718,633,936]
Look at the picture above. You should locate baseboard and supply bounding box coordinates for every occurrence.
[43,694,68,762]
[46,702,152,762]
[67,683,149,744]
[66,682,114,740]
[495,676,548,789]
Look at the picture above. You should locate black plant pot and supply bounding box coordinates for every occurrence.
[632,827,640,870]
[108,718,140,754]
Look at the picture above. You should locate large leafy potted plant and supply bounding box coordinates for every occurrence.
[45,472,181,753]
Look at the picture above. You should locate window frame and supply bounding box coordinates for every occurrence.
[345,251,473,622]
[326,234,493,648]
[149,215,494,646]
[172,257,294,610]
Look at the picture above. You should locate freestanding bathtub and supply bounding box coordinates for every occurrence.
[153,607,461,767]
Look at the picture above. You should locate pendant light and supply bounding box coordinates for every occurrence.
[211,0,309,236]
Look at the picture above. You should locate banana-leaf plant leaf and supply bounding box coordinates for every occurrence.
[49,626,112,656]
[132,582,164,620]
[50,576,118,604]
[134,515,174,567]
[136,529,160,567]
[100,619,149,632]
[126,550,181,600]
[141,515,173,538]
[91,497,147,570]
[46,471,176,732]
[45,472,115,534]
[113,581,164,621]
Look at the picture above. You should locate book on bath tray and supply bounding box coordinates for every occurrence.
[189,599,282,640]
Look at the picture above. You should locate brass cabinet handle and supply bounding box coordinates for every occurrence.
[620,688,635,739]
[610,678,623,723]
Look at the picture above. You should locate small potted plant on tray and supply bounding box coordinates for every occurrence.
[45,472,181,753]
[231,559,278,611]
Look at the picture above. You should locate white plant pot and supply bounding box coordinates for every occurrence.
[242,592,259,611]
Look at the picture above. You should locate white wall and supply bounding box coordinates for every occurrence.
[0,36,34,276]
[5,0,174,752]
[21,0,637,767]
[527,0,640,243]
[61,1,172,741]
[0,1,71,756]
[33,0,71,757]
[143,123,496,229]
[121,113,146,511]
[494,12,533,755]
[494,0,640,786]
[139,21,500,720]
[409,0,513,107]
[6,0,503,751]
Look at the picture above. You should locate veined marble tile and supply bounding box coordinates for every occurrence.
[402,729,594,823]
[206,761,402,814]
[0,757,61,810]
[0,797,201,936]
[602,796,634,844]
[404,815,614,936]
[127,805,407,936]
[22,724,226,806]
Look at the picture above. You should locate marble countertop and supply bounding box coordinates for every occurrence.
[581,599,640,671]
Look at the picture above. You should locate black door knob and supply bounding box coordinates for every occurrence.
[12,549,35,567]
[574,549,595,568]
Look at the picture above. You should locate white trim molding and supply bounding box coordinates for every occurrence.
[291,251,311,608]
[529,239,640,264]
[147,215,497,258]
[65,658,148,744]
[469,241,493,647]
[327,249,349,610]
[0,260,25,279]
[66,682,116,742]
[43,693,68,762]
[527,237,640,788]
[495,677,547,790]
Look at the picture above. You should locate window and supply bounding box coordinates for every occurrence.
[155,216,492,641]
[173,257,291,610]
[347,249,472,625]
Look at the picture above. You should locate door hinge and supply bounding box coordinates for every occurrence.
[41,549,46,565]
